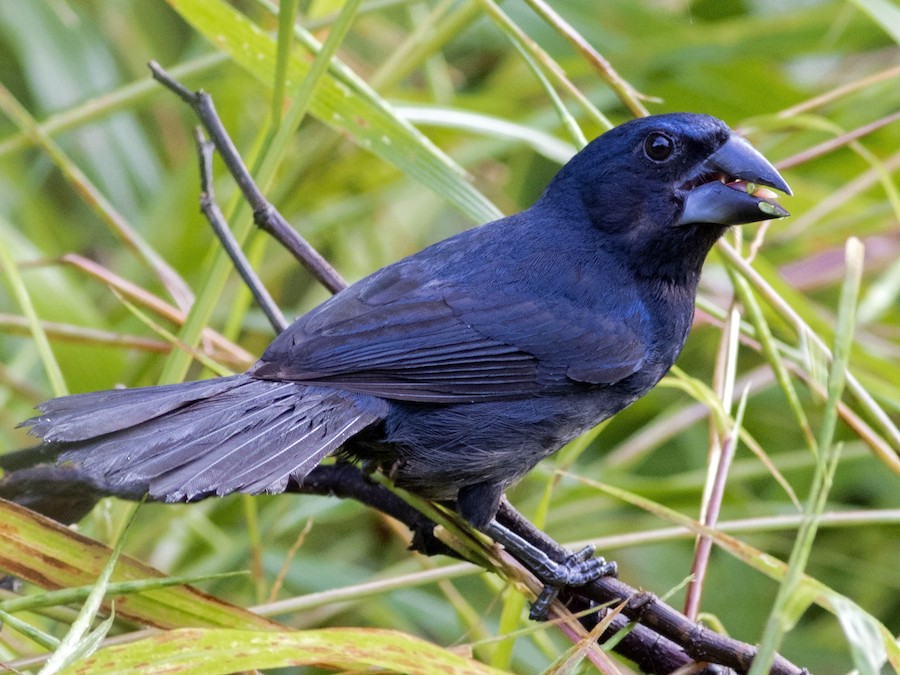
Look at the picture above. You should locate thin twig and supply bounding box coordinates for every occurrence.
[148,60,347,295]
[686,300,748,620]
[194,129,288,333]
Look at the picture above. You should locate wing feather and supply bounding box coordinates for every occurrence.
[252,247,649,401]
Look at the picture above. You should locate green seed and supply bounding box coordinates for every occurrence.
[758,201,779,216]
[746,182,757,195]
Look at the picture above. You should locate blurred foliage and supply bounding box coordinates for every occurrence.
[0,0,899,673]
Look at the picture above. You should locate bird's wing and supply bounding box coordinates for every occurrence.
[445,290,649,387]
[252,257,648,403]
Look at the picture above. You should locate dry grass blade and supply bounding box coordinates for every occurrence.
[777,110,900,170]
[57,254,253,368]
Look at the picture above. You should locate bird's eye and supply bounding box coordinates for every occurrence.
[643,132,674,162]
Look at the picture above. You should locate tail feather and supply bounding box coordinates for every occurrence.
[23,376,248,442]
[223,399,374,495]
[83,381,302,481]
[21,375,387,502]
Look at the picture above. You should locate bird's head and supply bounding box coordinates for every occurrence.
[542,113,791,282]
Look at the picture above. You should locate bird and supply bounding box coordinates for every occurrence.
[4,113,790,609]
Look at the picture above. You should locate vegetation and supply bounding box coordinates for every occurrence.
[1,0,898,672]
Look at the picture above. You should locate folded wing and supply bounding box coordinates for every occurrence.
[252,256,648,401]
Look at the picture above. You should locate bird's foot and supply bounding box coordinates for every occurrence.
[528,545,617,620]
[483,520,617,620]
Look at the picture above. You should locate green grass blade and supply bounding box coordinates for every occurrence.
[474,0,610,131]
[271,0,300,127]
[731,270,817,453]
[0,52,228,160]
[749,237,865,675]
[0,607,61,651]
[0,84,193,311]
[167,0,501,224]
[718,240,900,454]
[849,0,900,44]
[508,40,588,149]
[40,505,138,673]
[396,105,577,162]
[520,0,650,117]
[1,572,246,615]
[0,216,67,397]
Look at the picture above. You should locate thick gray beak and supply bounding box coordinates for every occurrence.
[677,134,791,226]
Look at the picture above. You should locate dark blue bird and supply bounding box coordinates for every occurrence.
[8,113,790,607]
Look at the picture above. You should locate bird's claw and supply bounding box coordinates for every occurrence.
[528,546,618,621]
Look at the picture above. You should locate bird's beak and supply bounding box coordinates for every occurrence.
[677,134,791,226]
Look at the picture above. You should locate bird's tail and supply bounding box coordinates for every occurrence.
[15,374,386,502]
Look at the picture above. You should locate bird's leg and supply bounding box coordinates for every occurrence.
[456,484,617,619]
[483,519,617,620]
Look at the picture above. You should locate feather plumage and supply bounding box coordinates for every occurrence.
[25,376,386,501]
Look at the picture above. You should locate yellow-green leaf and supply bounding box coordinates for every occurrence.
[0,499,278,631]
[165,0,502,224]
[63,627,505,675]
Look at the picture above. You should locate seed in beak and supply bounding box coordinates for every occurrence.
[758,201,781,216]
